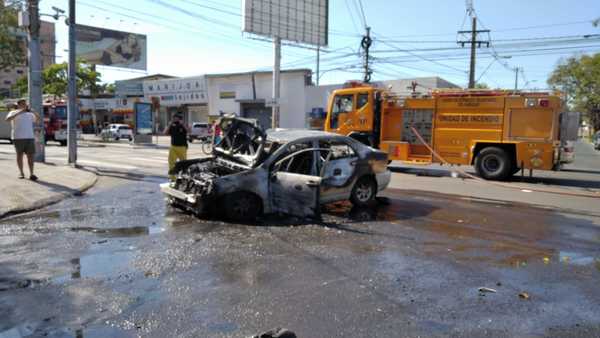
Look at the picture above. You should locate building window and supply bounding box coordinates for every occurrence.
[195,82,199,88]
[148,85,153,91]
[4,80,12,85]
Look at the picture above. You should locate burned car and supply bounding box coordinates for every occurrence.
[160,117,391,221]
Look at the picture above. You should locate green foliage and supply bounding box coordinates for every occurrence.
[548,53,600,131]
[474,83,490,89]
[13,60,106,98]
[0,0,25,70]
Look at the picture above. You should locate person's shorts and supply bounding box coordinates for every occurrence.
[14,139,36,155]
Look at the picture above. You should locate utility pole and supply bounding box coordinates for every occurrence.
[271,36,281,129]
[458,17,489,88]
[67,0,77,164]
[514,67,519,91]
[27,0,44,162]
[315,47,320,86]
[361,26,372,83]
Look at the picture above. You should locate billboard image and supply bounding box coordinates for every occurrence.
[76,24,147,70]
[243,0,328,47]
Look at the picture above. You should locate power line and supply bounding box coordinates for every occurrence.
[355,0,367,28]
[344,0,361,35]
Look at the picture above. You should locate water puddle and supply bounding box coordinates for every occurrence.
[69,225,165,238]
[54,250,137,283]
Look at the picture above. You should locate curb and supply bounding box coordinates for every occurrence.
[0,170,98,219]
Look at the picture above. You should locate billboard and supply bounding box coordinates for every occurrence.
[242,0,328,47]
[75,24,147,70]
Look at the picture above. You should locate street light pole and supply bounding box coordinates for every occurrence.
[27,0,44,162]
[67,0,77,164]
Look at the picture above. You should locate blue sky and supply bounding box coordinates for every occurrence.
[39,0,600,89]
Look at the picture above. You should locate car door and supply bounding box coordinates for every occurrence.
[318,140,359,202]
[269,143,322,217]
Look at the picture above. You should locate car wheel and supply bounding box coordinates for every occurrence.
[223,192,261,222]
[474,147,512,181]
[350,176,377,207]
[59,140,67,147]
[115,136,120,141]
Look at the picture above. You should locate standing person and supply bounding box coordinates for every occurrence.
[5,99,40,180]
[163,113,188,180]
[213,120,222,145]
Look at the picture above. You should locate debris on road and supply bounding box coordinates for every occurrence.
[478,287,497,294]
[251,328,297,338]
[519,292,531,300]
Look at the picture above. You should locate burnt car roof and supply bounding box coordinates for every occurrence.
[266,129,348,143]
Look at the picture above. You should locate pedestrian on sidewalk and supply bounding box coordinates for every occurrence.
[5,99,40,181]
[163,113,188,180]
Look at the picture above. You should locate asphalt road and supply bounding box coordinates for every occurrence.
[1,139,599,337]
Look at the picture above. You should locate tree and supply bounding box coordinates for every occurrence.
[0,0,25,70]
[548,53,600,132]
[13,60,104,98]
[474,83,490,89]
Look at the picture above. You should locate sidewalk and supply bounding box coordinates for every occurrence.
[0,157,98,218]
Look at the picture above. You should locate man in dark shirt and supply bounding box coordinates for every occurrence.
[163,114,188,180]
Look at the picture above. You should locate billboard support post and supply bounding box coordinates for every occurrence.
[272,36,281,129]
[67,0,77,164]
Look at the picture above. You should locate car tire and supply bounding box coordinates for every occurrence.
[474,147,512,181]
[350,176,377,207]
[223,192,262,222]
[59,140,67,147]
[115,136,120,141]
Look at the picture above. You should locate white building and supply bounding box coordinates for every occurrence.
[143,69,312,130]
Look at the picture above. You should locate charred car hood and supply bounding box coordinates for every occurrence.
[213,117,267,168]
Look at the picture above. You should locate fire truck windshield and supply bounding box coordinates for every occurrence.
[54,106,67,119]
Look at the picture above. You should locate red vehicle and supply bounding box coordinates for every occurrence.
[42,100,68,146]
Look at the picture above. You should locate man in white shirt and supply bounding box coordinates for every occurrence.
[5,99,41,180]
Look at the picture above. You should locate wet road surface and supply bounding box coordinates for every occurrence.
[1,175,599,337]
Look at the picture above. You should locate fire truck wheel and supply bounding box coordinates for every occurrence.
[474,147,512,181]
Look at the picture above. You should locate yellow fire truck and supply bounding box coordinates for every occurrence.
[324,83,564,180]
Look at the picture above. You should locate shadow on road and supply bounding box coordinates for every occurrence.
[34,180,82,196]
